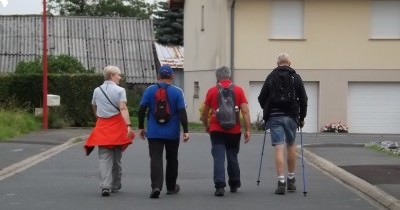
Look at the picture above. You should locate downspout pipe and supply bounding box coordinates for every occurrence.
[230,0,236,82]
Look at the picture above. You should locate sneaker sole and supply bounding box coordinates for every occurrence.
[167,184,180,195]
[101,191,111,197]
[150,190,160,198]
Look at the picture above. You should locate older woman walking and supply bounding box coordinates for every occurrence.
[85,65,135,197]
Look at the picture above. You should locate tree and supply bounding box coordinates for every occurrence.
[48,0,156,19]
[15,55,88,74]
[153,1,183,46]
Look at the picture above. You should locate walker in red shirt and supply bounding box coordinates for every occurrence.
[204,79,248,134]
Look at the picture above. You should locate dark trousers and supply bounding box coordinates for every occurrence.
[210,132,241,189]
[148,139,180,191]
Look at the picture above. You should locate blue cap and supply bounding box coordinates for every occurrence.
[159,65,174,77]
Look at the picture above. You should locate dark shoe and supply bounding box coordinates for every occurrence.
[111,186,121,193]
[230,187,238,193]
[214,188,225,197]
[166,184,180,195]
[101,188,111,197]
[287,177,296,192]
[149,188,161,199]
[274,181,286,195]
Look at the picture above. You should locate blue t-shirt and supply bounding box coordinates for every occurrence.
[140,82,186,140]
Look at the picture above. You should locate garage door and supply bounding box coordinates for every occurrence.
[249,82,318,133]
[348,83,400,134]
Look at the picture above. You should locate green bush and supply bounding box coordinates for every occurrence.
[126,83,147,128]
[0,74,146,127]
[48,106,68,129]
[15,54,88,74]
[0,74,103,127]
[15,59,42,74]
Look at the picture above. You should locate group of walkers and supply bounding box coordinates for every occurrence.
[84,53,308,198]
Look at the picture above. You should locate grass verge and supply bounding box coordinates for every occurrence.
[365,144,400,158]
[189,122,205,132]
[0,109,41,141]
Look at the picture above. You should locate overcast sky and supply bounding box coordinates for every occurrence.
[0,0,164,15]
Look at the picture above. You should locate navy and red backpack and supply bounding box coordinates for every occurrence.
[154,84,171,124]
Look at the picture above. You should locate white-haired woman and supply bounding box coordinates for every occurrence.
[85,65,135,197]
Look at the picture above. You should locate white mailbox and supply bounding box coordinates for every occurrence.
[47,94,60,106]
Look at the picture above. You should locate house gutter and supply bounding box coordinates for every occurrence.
[230,0,236,82]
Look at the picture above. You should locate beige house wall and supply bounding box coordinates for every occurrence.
[183,0,233,120]
[234,0,400,129]
[235,0,400,69]
[183,0,400,130]
[184,0,231,72]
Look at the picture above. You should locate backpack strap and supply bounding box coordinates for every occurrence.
[156,83,169,90]
[99,86,120,112]
[216,82,237,108]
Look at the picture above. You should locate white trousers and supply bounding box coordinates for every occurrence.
[98,146,122,190]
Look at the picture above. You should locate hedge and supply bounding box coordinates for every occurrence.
[0,74,103,126]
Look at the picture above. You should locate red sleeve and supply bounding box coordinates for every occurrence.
[235,86,248,105]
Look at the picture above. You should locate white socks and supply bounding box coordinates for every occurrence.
[288,172,295,179]
[278,173,295,182]
[278,175,285,183]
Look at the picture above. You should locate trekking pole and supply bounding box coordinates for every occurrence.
[300,128,308,196]
[256,128,267,186]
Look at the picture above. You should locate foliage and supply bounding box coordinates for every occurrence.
[48,106,68,129]
[48,0,156,18]
[0,74,148,128]
[365,142,400,158]
[0,108,41,141]
[15,55,87,74]
[153,1,183,45]
[126,84,146,128]
[322,121,348,133]
[188,122,205,132]
[252,112,265,131]
[0,74,103,127]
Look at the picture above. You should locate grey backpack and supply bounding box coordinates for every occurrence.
[215,83,238,129]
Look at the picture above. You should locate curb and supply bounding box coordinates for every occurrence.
[301,147,400,210]
[0,135,87,182]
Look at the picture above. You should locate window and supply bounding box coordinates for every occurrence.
[201,5,205,32]
[193,81,199,98]
[371,0,400,39]
[270,0,304,39]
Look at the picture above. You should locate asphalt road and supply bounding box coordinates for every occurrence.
[0,133,383,210]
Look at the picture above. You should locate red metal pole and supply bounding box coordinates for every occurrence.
[42,0,48,129]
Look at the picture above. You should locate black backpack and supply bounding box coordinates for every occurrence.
[215,83,239,129]
[154,84,171,124]
[270,70,296,109]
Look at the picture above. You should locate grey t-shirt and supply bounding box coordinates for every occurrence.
[92,80,127,118]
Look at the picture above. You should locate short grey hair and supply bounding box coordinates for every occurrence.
[215,66,231,81]
[277,52,291,66]
[103,65,121,80]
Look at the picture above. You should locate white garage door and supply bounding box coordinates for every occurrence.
[249,82,318,133]
[348,83,400,134]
